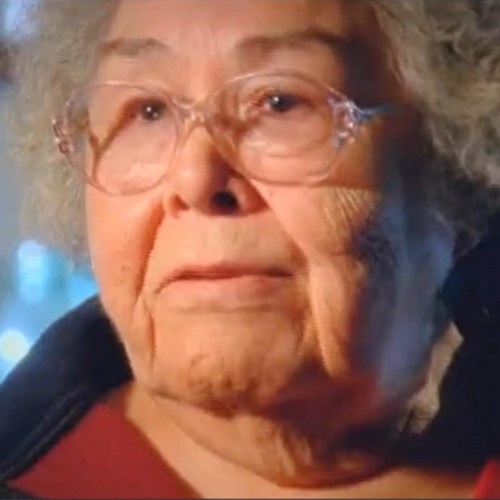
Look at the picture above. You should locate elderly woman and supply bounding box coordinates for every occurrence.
[1,0,500,497]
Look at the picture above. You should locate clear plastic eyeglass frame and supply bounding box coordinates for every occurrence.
[52,70,395,196]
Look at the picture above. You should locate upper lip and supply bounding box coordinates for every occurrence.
[158,262,292,289]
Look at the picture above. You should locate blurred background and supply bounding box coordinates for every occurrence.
[0,0,98,381]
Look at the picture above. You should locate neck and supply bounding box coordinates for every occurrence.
[105,326,469,495]
[163,392,402,486]
[107,382,476,498]
[113,381,394,480]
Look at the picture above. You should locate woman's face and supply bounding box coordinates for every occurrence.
[87,0,454,427]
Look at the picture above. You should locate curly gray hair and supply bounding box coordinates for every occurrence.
[8,0,500,256]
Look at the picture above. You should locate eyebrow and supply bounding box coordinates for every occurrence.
[235,28,355,61]
[100,37,170,59]
[100,28,352,63]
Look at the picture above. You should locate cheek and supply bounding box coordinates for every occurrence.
[264,186,379,259]
[85,188,162,333]
[263,186,379,377]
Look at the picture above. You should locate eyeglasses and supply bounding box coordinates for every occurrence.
[52,71,393,195]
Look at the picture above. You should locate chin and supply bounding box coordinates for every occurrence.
[140,358,297,416]
[131,310,311,415]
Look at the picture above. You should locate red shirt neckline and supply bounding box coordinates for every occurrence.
[10,403,195,499]
[9,403,500,498]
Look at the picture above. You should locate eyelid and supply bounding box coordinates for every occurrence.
[95,78,179,97]
[126,96,167,112]
[102,84,176,110]
[249,89,306,108]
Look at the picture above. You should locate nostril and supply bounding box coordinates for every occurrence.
[212,190,239,213]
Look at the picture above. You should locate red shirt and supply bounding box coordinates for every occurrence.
[9,403,500,498]
[9,403,194,499]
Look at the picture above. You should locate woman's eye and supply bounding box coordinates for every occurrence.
[138,100,167,121]
[265,93,302,113]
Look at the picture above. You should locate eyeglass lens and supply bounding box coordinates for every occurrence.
[68,74,351,193]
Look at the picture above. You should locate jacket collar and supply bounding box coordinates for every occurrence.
[0,297,131,482]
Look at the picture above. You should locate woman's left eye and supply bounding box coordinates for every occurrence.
[138,100,167,121]
[264,93,302,113]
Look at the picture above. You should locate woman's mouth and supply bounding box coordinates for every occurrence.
[157,263,294,310]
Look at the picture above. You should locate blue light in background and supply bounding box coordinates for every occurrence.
[67,271,98,309]
[16,239,53,304]
[0,239,98,381]
[0,328,31,365]
[3,0,38,40]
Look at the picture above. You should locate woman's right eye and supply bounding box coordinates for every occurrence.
[136,99,168,122]
[264,93,303,114]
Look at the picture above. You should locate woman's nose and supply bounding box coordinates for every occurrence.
[162,127,264,216]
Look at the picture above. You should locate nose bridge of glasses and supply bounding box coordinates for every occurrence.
[167,98,235,196]
[175,98,205,131]
[177,94,230,153]
[175,94,231,159]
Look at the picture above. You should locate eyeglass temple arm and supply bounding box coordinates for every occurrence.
[333,102,399,151]
[353,103,399,124]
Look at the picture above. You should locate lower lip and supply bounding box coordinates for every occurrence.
[159,274,292,309]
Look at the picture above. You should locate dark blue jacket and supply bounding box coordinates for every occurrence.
[0,297,131,496]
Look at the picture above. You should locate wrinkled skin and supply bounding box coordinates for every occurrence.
[86,0,456,490]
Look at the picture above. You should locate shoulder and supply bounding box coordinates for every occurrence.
[0,297,131,483]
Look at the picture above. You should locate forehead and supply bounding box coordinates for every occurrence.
[105,0,381,62]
